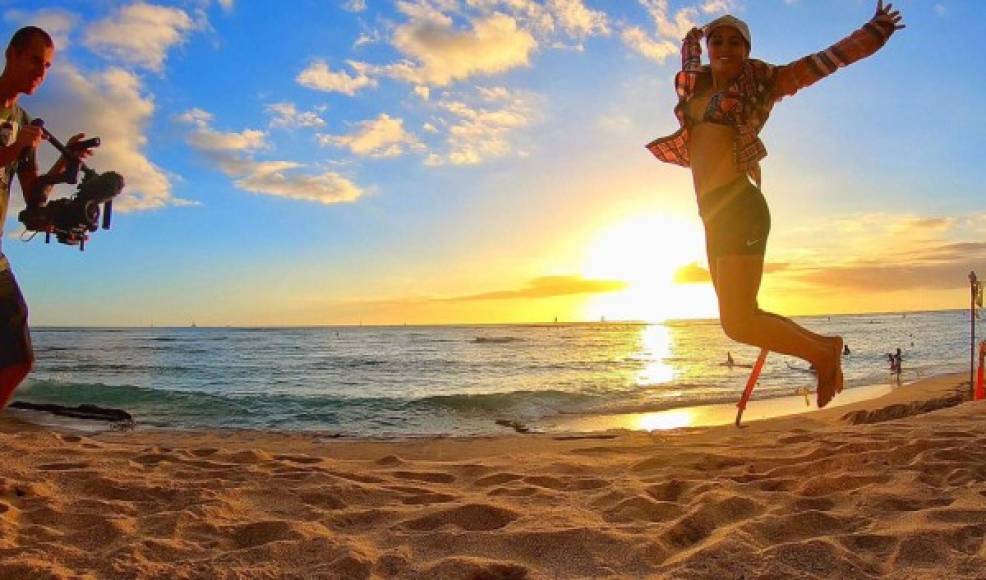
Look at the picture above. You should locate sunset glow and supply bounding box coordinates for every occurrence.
[580,214,715,322]
[3,1,981,326]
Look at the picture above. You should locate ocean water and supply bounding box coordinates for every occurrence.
[13,310,984,436]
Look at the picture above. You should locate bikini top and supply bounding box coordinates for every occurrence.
[684,88,735,129]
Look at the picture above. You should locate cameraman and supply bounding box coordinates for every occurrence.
[0,26,93,409]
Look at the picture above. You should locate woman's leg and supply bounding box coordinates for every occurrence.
[713,254,843,406]
[711,258,837,349]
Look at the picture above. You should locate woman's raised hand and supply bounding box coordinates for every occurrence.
[875,1,905,30]
[684,27,703,42]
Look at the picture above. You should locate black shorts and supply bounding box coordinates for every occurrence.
[698,177,771,264]
[0,267,33,368]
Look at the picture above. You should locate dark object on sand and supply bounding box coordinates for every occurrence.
[495,419,531,433]
[10,401,134,425]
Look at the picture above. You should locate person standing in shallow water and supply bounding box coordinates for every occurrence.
[646,2,904,408]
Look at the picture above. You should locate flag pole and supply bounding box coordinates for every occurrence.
[971,271,978,395]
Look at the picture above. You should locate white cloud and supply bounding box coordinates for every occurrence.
[465,0,608,49]
[702,0,737,12]
[228,160,364,205]
[427,86,536,165]
[414,85,431,100]
[266,102,326,129]
[622,0,734,64]
[385,5,537,86]
[621,26,677,63]
[180,108,364,205]
[84,3,196,72]
[344,0,368,12]
[547,0,609,39]
[178,109,266,152]
[29,64,175,211]
[297,60,377,96]
[318,113,423,158]
[4,8,78,50]
[217,0,235,11]
[640,0,698,40]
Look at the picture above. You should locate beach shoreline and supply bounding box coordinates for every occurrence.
[1,371,984,578]
[7,374,914,440]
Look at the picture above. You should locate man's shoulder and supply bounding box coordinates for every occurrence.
[14,103,29,124]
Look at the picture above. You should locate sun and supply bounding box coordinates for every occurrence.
[579,213,716,322]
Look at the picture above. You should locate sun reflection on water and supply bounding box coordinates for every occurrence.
[636,324,675,386]
[637,409,695,431]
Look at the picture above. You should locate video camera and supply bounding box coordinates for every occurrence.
[17,119,125,251]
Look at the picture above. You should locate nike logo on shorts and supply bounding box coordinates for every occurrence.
[745,239,761,247]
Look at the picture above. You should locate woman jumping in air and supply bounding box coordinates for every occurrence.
[647,2,904,407]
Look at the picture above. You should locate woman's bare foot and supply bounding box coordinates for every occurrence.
[814,336,844,408]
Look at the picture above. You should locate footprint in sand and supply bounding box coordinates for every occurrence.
[603,496,681,523]
[393,471,456,484]
[645,479,699,502]
[523,475,607,491]
[424,557,530,580]
[743,510,854,545]
[273,454,322,465]
[402,503,518,531]
[662,495,763,549]
[130,453,172,466]
[190,448,219,457]
[487,486,540,498]
[37,462,89,471]
[473,473,522,487]
[383,484,457,505]
[226,520,303,549]
[374,455,405,467]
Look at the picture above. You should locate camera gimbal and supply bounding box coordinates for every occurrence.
[17,119,125,251]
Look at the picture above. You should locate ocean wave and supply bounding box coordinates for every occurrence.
[414,389,599,417]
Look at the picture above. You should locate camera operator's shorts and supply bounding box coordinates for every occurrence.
[0,268,33,367]
[698,176,771,263]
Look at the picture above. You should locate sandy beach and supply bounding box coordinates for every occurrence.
[1,373,984,579]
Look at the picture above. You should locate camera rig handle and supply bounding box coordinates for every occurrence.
[28,118,101,188]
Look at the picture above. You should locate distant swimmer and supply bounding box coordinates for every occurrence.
[843,344,851,356]
[644,2,904,408]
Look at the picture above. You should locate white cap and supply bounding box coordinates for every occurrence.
[704,14,751,49]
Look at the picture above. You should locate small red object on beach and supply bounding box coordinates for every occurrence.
[735,348,769,426]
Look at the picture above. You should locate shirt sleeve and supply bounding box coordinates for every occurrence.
[674,30,704,101]
[770,13,897,102]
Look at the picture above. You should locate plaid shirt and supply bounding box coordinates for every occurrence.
[646,14,898,187]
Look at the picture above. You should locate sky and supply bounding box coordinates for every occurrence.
[1,0,984,326]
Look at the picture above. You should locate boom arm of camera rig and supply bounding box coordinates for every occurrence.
[19,119,125,251]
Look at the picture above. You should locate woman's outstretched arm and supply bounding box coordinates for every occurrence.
[771,0,905,101]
